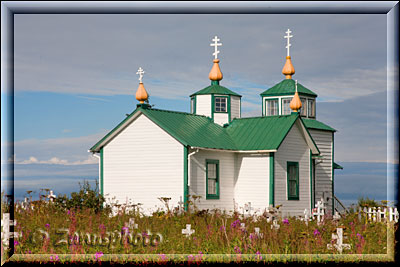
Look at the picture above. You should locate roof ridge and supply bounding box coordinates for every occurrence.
[143,107,209,118]
[232,114,293,120]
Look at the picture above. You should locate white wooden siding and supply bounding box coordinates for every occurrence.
[234,154,269,214]
[309,129,333,212]
[231,96,241,119]
[189,149,235,211]
[213,113,229,126]
[275,120,311,217]
[103,114,183,215]
[195,95,212,117]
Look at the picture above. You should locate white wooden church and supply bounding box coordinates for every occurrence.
[89,30,343,217]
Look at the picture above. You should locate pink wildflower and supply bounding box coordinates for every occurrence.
[313,229,321,236]
[95,251,104,261]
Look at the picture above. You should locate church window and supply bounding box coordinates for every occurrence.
[266,99,278,116]
[287,161,299,200]
[300,97,307,116]
[308,99,315,118]
[214,97,227,113]
[282,98,292,115]
[206,159,219,199]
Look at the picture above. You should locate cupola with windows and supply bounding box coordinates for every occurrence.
[190,36,241,126]
[260,29,317,119]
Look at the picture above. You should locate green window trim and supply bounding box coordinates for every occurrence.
[287,161,299,200]
[211,95,231,123]
[206,159,220,199]
[269,152,275,206]
[265,98,279,116]
[184,146,189,211]
[190,96,197,114]
[281,97,292,115]
[214,96,228,113]
[100,148,104,196]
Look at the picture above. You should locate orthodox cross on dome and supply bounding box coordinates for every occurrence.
[295,80,298,92]
[136,67,145,83]
[284,29,293,57]
[210,36,222,59]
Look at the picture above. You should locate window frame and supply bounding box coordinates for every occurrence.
[214,96,228,113]
[300,97,307,117]
[190,96,197,114]
[265,98,279,116]
[281,97,292,115]
[308,99,315,118]
[206,159,220,199]
[287,161,299,200]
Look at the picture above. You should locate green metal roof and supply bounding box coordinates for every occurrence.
[302,118,336,132]
[90,107,322,153]
[190,82,241,97]
[260,79,317,97]
[140,108,237,150]
[227,115,298,150]
[333,162,343,170]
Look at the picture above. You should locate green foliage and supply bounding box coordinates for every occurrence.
[357,197,380,208]
[1,191,10,213]
[53,180,109,213]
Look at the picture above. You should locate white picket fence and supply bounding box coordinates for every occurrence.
[357,207,399,223]
[303,199,399,224]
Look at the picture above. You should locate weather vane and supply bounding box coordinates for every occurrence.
[136,67,145,83]
[210,36,222,60]
[284,29,293,57]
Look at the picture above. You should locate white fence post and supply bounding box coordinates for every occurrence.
[357,206,398,224]
[1,213,18,248]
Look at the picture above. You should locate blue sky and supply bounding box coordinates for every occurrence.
[1,13,397,207]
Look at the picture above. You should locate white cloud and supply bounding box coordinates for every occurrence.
[13,14,386,102]
[16,155,98,166]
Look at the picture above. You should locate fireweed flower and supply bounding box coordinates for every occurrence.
[14,240,19,246]
[45,224,50,228]
[283,219,289,225]
[231,219,240,228]
[187,254,194,261]
[256,251,262,260]
[95,251,104,261]
[234,246,242,254]
[249,233,257,240]
[220,225,226,232]
[159,254,167,261]
[313,229,321,236]
[50,255,59,262]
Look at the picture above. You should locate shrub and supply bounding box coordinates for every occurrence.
[53,180,109,213]
[357,197,380,208]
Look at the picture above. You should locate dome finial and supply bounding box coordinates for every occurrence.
[209,36,223,82]
[290,80,302,112]
[135,67,148,104]
[282,29,295,79]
